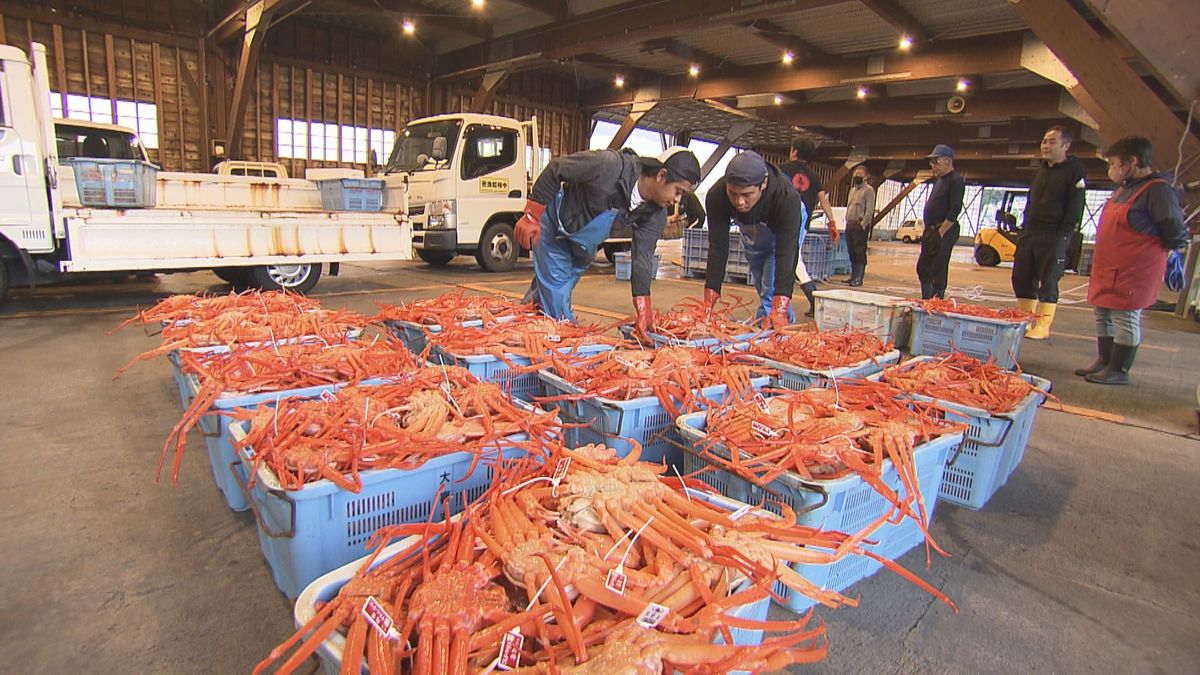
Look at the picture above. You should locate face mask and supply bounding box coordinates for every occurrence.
[853,176,864,185]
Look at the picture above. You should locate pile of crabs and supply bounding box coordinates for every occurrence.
[114,289,1051,673]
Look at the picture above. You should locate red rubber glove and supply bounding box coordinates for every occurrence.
[514,200,546,250]
[766,295,791,330]
[633,295,653,343]
[702,288,720,317]
[828,223,841,245]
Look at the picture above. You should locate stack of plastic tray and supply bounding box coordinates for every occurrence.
[230,423,532,599]
[538,369,769,467]
[613,251,661,281]
[874,356,1051,509]
[814,290,912,349]
[292,487,772,675]
[800,231,833,281]
[829,234,851,275]
[740,349,901,390]
[317,178,385,211]
[429,343,613,401]
[63,158,158,208]
[682,227,707,278]
[676,408,961,612]
[908,308,1029,370]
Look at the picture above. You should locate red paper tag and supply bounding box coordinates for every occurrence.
[636,603,669,629]
[753,392,769,412]
[552,457,571,483]
[319,389,337,403]
[605,568,628,595]
[361,596,396,638]
[497,629,524,670]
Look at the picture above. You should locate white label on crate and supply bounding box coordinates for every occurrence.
[636,603,670,629]
[606,568,628,595]
[751,420,779,438]
[552,457,572,483]
[545,334,562,343]
[319,389,337,403]
[753,392,769,413]
[497,629,524,670]
[361,596,398,640]
[729,504,753,521]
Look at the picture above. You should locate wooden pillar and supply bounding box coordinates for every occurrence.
[698,120,757,182]
[606,101,658,151]
[225,0,284,157]
[469,69,511,114]
[873,175,929,225]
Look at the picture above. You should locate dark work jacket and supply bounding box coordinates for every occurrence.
[924,170,966,227]
[1023,156,1087,235]
[704,164,803,299]
[778,159,824,221]
[530,149,666,297]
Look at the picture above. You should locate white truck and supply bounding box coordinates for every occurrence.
[0,42,412,303]
[385,112,632,272]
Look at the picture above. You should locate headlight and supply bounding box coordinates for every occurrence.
[426,200,456,230]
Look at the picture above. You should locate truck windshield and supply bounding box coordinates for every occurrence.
[55,123,148,161]
[386,119,462,173]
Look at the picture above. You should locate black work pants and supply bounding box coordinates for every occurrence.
[916,223,960,299]
[845,220,869,266]
[1012,229,1070,303]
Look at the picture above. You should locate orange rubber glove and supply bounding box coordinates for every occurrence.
[633,295,653,343]
[514,200,546,250]
[766,295,791,331]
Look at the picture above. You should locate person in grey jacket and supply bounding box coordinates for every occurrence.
[843,165,875,286]
[515,147,700,340]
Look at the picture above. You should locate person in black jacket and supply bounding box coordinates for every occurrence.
[514,147,700,341]
[917,144,966,299]
[678,189,706,228]
[702,152,805,329]
[1012,126,1088,339]
[779,137,841,316]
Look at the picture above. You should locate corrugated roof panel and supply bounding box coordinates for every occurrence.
[769,3,901,56]
[902,0,1026,39]
[593,44,693,76]
[675,26,787,67]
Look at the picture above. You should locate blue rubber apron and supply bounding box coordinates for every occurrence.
[738,202,807,321]
[527,190,618,321]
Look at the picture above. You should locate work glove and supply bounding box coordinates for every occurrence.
[828,224,841,245]
[765,295,791,331]
[514,200,546,250]
[633,295,654,343]
[701,288,721,318]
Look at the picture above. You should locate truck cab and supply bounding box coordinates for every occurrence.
[384,113,538,272]
[53,119,150,162]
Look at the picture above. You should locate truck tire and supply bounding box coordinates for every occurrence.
[974,245,1001,267]
[603,242,630,263]
[250,263,321,294]
[417,250,456,266]
[212,267,254,288]
[0,258,9,304]
[476,221,518,272]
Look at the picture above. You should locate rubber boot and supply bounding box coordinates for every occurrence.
[1025,302,1057,340]
[1085,343,1137,385]
[849,265,864,287]
[800,281,817,317]
[1074,336,1114,376]
[920,281,934,299]
[1015,297,1037,319]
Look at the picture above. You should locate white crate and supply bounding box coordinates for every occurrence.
[814,289,912,349]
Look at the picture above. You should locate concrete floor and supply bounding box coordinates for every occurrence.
[1,241,1198,673]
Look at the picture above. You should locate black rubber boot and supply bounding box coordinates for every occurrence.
[848,265,864,287]
[1085,343,1137,385]
[800,281,817,317]
[1074,336,1115,376]
[920,281,933,299]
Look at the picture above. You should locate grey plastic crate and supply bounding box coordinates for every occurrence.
[65,158,158,208]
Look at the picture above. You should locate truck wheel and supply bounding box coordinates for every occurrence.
[476,221,518,272]
[603,242,630,263]
[251,263,321,294]
[212,267,254,288]
[974,245,1001,267]
[902,236,912,243]
[417,250,456,266]
[0,259,9,304]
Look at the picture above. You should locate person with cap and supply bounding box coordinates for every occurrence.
[515,146,700,341]
[1011,125,1087,340]
[701,151,806,329]
[917,144,966,299]
[780,137,841,315]
[843,164,875,287]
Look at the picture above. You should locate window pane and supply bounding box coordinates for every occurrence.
[116,100,137,122]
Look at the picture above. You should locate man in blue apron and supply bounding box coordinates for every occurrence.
[701,152,805,329]
[515,147,701,340]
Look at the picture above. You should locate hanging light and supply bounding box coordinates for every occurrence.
[956,78,970,92]
[773,95,784,105]
[856,86,868,99]
[781,50,795,65]
[471,0,485,7]
[401,18,415,35]
[688,64,700,77]
[899,35,913,50]
[614,75,625,88]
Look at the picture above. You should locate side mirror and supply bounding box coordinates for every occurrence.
[432,136,447,161]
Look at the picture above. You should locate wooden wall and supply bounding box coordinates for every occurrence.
[0,2,589,173]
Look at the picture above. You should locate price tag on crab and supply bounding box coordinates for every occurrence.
[545,334,562,343]
[361,596,399,641]
[751,420,779,438]
[552,457,571,484]
[636,602,670,629]
[319,389,337,403]
[605,567,628,595]
[753,392,770,413]
[497,629,524,670]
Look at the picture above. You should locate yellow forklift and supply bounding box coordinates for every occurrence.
[973,190,1026,266]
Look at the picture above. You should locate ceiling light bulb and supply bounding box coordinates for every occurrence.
[773,95,783,105]
[782,50,794,65]
[899,35,913,50]
[956,79,970,92]
[856,86,868,99]
[614,75,625,88]
[472,0,485,7]
[688,64,700,77]
[402,18,415,35]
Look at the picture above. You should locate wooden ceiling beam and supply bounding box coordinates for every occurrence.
[640,38,729,74]
[817,119,1088,149]
[334,0,493,41]
[497,0,569,19]
[740,19,823,62]
[759,86,1069,127]
[858,0,928,41]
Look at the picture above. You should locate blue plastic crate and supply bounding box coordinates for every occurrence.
[676,409,960,613]
[875,356,1051,510]
[909,307,1030,370]
[613,251,661,281]
[382,319,443,357]
[317,178,385,212]
[829,234,851,275]
[64,158,158,208]
[617,323,765,352]
[232,426,531,599]
[430,342,613,401]
[800,231,833,282]
[539,369,769,467]
[740,349,901,390]
[292,487,771,675]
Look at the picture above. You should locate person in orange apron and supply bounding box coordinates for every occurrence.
[1076,136,1188,385]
